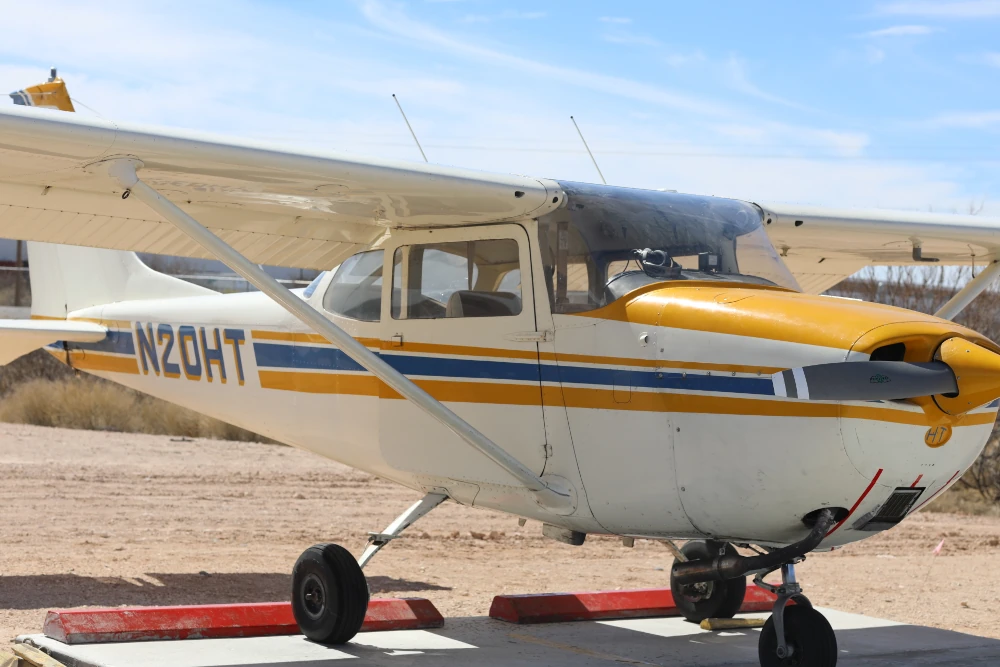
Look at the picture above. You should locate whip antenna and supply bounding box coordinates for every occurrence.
[392,94,428,163]
[570,115,606,185]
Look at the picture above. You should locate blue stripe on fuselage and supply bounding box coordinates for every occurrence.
[252,341,773,396]
[62,330,135,355]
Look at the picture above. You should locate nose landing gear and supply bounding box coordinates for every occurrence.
[756,562,838,667]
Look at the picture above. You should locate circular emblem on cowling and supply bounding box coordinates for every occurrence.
[925,424,953,448]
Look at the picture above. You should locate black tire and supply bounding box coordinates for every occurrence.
[292,543,370,644]
[759,605,838,667]
[670,541,747,623]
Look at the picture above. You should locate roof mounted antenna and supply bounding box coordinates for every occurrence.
[392,94,428,163]
[48,67,58,82]
[570,115,606,185]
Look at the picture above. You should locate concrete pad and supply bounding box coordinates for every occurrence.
[20,610,1000,667]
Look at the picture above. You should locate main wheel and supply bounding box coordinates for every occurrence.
[670,541,747,623]
[292,543,370,644]
[758,605,838,667]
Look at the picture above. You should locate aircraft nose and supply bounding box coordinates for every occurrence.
[770,334,1000,414]
[934,337,1000,415]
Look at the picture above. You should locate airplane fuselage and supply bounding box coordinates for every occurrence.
[48,217,996,550]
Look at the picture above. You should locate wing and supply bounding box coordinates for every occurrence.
[0,320,105,365]
[759,202,1000,294]
[0,106,561,270]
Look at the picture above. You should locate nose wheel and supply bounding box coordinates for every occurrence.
[292,543,370,644]
[669,540,747,622]
[759,605,837,666]
[756,562,838,666]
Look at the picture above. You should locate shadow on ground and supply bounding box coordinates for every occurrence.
[0,573,450,610]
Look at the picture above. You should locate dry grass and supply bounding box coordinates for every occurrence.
[0,375,267,441]
[0,351,268,442]
[926,484,1000,516]
[0,271,29,307]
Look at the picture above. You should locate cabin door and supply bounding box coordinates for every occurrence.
[378,224,548,493]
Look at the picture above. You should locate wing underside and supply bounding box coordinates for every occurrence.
[0,106,561,270]
[761,202,1000,293]
[1,106,999,290]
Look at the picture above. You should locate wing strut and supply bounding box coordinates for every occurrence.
[108,160,574,513]
[934,260,1000,320]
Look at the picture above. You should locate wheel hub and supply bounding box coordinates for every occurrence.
[301,573,327,619]
[679,580,714,603]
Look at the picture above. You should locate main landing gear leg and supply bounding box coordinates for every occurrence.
[291,492,447,644]
[668,540,748,623]
[359,493,448,568]
[756,562,838,667]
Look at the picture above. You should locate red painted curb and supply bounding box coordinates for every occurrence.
[489,583,776,624]
[43,598,444,644]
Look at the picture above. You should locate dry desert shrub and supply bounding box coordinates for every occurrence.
[0,354,268,442]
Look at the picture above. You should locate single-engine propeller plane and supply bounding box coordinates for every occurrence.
[3,74,1000,666]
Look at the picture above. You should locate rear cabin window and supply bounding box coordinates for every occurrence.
[391,239,522,319]
[322,250,384,321]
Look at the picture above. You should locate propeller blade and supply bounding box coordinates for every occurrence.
[772,361,957,402]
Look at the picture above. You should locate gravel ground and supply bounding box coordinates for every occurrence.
[0,423,997,644]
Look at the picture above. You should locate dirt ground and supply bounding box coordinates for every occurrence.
[1,423,998,646]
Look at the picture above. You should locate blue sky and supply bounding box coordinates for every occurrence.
[1,0,998,214]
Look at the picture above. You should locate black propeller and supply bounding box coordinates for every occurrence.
[772,360,958,402]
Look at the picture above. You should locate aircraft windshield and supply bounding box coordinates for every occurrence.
[537,182,800,313]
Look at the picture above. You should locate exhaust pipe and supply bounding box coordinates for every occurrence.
[670,509,836,586]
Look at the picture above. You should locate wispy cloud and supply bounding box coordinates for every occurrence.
[664,51,707,68]
[982,52,1000,66]
[459,10,546,24]
[357,0,734,117]
[922,110,1000,128]
[863,24,935,37]
[877,1,1000,17]
[600,16,631,24]
[602,31,661,48]
[725,56,813,111]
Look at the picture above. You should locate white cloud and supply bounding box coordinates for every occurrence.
[877,1,1000,17]
[863,24,935,36]
[459,10,546,23]
[602,32,661,48]
[357,0,734,118]
[982,52,1000,66]
[664,51,707,68]
[600,17,632,24]
[724,57,814,111]
[922,111,1000,128]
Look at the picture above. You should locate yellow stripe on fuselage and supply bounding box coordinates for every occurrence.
[66,350,140,374]
[257,369,996,428]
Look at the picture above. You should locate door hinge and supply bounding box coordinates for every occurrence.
[505,329,554,343]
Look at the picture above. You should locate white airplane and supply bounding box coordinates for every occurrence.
[3,82,1000,667]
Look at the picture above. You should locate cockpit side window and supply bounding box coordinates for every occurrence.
[391,239,522,319]
[322,250,384,322]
